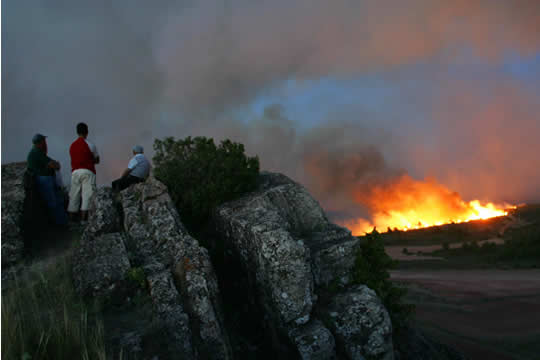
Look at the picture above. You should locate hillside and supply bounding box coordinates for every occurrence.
[378,205,540,360]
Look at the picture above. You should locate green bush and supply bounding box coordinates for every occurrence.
[429,222,540,268]
[126,267,147,290]
[497,225,540,261]
[2,258,106,360]
[353,231,414,331]
[153,136,260,233]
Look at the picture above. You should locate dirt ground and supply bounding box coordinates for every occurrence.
[391,269,540,360]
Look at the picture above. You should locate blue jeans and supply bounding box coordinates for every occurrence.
[36,175,68,225]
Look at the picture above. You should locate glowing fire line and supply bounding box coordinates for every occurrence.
[338,175,515,235]
[343,200,514,235]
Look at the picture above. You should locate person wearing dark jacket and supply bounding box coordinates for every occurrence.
[27,133,67,225]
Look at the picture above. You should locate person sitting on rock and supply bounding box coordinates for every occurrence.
[112,145,150,191]
[26,133,68,226]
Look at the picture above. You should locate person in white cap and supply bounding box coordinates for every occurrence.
[112,145,151,191]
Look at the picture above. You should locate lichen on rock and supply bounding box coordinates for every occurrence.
[72,232,131,297]
[84,187,122,238]
[324,285,394,360]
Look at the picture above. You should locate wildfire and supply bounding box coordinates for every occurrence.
[341,174,514,235]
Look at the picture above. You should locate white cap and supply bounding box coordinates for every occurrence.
[132,145,144,153]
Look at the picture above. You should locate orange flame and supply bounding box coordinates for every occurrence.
[341,174,514,235]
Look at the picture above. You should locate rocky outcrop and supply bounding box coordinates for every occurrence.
[213,173,319,328]
[213,172,394,360]
[1,162,28,267]
[120,177,232,360]
[72,178,232,359]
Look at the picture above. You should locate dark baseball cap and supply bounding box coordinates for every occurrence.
[32,133,47,144]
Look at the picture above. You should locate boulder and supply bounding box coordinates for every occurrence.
[214,173,317,328]
[214,172,393,359]
[84,187,122,238]
[1,162,27,267]
[72,232,131,297]
[121,177,232,360]
[323,285,394,360]
[288,320,336,360]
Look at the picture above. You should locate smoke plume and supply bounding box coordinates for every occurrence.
[3,0,540,227]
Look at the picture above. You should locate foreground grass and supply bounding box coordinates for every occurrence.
[2,256,106,360]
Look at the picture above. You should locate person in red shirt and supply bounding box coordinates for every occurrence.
[68,123,100,222]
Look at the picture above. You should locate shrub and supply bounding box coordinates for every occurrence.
[126,267,147,290]
[497,224,540,261]
[153,136,260,233]
[480,241,497,252]
[2,258,106,360]
[353,231,414,331]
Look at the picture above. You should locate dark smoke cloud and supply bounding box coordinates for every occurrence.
[3,0,540,225]
[156,0,540,111]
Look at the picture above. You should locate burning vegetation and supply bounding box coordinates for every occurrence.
[341,174,514,235]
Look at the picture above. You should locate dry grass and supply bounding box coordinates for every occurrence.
[1,256,107,360]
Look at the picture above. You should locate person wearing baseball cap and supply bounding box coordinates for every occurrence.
[112,145,150,191]
[26,133,68,225]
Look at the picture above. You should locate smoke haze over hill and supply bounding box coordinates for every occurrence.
[3,0,540,225]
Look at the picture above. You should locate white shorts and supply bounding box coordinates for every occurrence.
[68,169,96,212]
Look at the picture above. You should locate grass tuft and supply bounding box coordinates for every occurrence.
[2,256,106,360]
